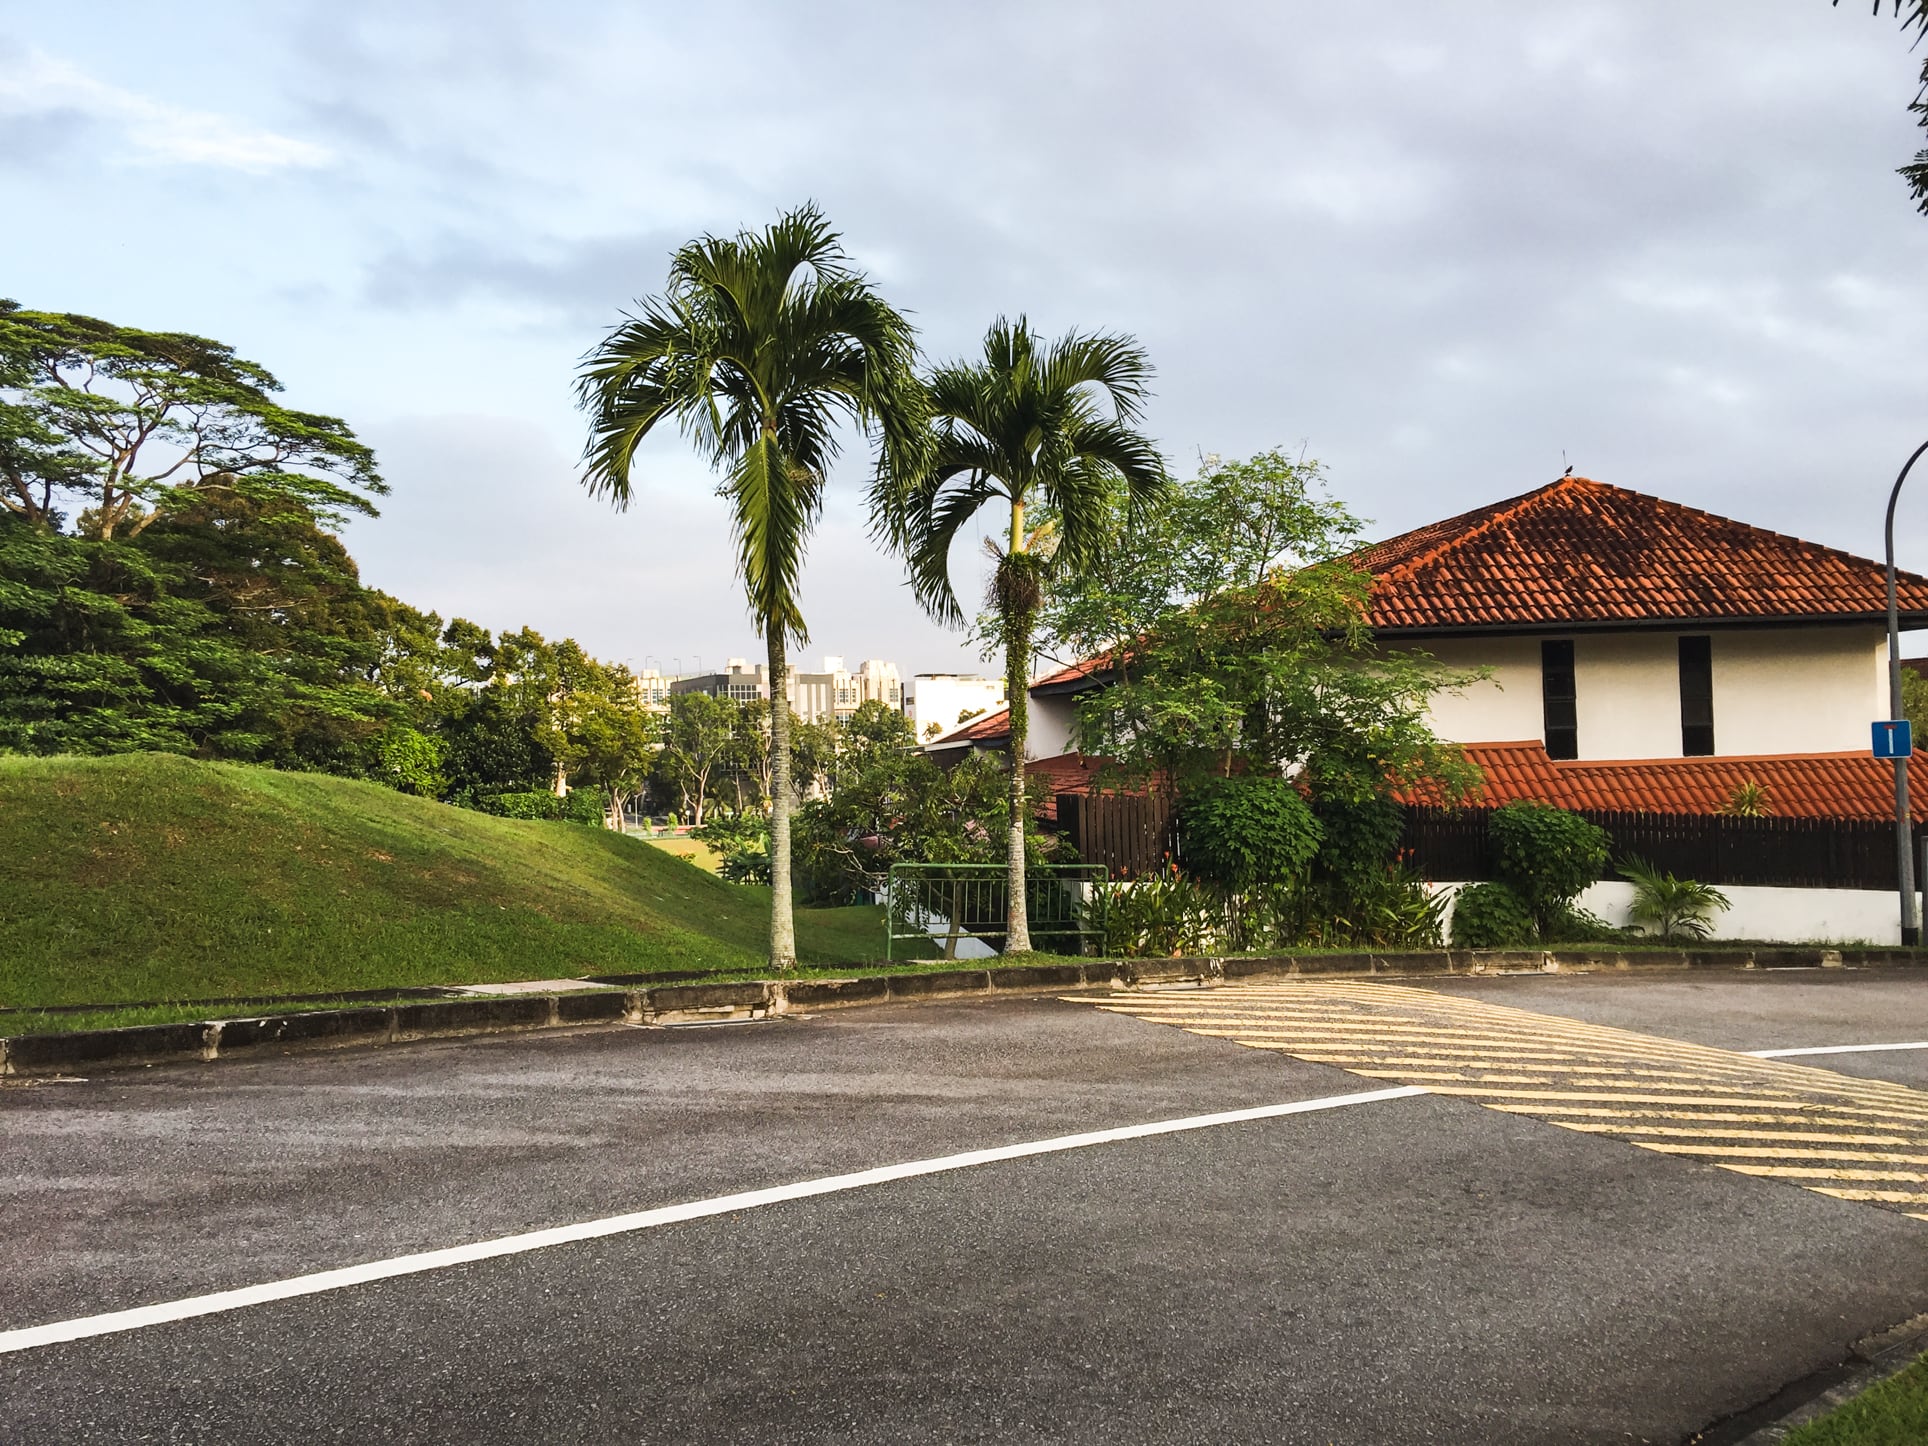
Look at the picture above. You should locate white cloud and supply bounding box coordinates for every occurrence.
[0,48,329,172]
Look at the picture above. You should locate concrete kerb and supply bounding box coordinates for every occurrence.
[3,945,1922,1078]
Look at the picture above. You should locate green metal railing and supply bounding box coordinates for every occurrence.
[884,862,1108,960]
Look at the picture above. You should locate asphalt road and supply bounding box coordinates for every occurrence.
[4,967,1927,1444]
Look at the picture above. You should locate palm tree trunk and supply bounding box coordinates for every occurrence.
[1005,496,1033,955]
[766,627,798,970]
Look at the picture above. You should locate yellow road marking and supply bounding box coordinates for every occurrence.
[1073,981,1928,1221]
[1638,1143,1928,1164]
[1552,1123,1914,1145]
[1717,1165,1928,1182]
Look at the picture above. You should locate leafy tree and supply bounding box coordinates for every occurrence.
[1049,451,1479,806]
[1838,0,1928,214]
[561,658,658,827]
[0,301,383,539]
[654,691,737,826]
[889,318,1165,952]
[578,203,925,969]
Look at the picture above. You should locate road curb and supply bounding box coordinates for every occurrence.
[4,944,1922,1077]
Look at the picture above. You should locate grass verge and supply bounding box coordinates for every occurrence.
[1782,1353,1928,1445]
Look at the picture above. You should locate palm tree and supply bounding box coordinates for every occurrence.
[893,318,1164,952]
[577,204,924,969]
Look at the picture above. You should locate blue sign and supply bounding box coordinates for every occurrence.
[1873,719,1914,759]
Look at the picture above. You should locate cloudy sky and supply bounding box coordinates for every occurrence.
[6,1,1927,677]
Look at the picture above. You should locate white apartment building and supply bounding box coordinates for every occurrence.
[673,655,903,725]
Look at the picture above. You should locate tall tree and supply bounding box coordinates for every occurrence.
[576,204,924,969]
[1838,1,1928,212]
[892,318,1164,953]
[0,301,383,538]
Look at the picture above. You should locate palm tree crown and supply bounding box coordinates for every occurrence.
[899,318,1163,623]
[578,203,924,643]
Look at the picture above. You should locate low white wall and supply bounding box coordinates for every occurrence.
[1427,879,1905,946]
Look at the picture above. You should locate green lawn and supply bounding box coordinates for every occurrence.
[1783,1353,1928,1445]
[0,752,891,1010]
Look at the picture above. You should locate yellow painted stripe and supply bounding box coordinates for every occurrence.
[1553,1123,1916,1146]
[1489,1104,1928,1129]
[1638,1143,1928,1164]
[1715,1164,1928,1183]
[1811,1187,1928,1203]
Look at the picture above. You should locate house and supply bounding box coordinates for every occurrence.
[929,475,1928,941]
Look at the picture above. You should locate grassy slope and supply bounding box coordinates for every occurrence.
[1,753,887,1009]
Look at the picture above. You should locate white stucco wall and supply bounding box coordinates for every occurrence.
[1428,879,1905,945]
[1026,693,1080,759]
[1394,626,1888,759]
[910,675,1005,741]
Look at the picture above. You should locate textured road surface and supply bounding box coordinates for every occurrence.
[4,967,1927,1444]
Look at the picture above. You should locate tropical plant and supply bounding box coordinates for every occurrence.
[576,204,925,968]
[1489,801,1610,935]
[888,317,1165,952]
[1618,856,1732,940]
[1837,0,1928,214]
[1721,779,1771,818]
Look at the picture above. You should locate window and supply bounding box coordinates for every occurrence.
[1541,639,1577,760]
[1679,635,1714,756]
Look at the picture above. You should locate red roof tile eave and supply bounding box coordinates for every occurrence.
[1367,612,1928,638]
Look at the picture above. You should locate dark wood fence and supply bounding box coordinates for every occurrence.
[1401,807,1914,891]
[1059,792,1914,891]
[1056,793,1179,878]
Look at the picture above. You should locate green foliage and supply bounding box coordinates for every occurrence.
[0,299,384,539]
[1087,865,1228,957]
[1839,0,1928,218]
[696,811,773,884]
[373,726,445,797]
[1489,801,1610,932]
[1618,856,1732,940]
[1049,450,1481,805]
[1449,882,1537,948]
[1180,776,1322,892]
[466,789,605,825]
[1309,790,1407,892]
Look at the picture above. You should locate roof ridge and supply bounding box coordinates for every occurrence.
[1367,476,1588,581]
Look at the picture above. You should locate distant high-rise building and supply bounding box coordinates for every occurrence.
[671,655,903,724]
[908,673,1006,741]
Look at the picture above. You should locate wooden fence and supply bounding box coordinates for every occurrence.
[1055,793,1179,879]
[1058,793,1914,891]
[1401,807,1914,892]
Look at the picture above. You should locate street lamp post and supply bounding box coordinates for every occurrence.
[1883,439,1928,947]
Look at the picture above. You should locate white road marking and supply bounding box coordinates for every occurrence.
[1748,1042,1928,1059]
[0,1083,1428,1357]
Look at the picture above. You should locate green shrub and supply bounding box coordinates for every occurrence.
[1542,902,1626,944]
[1490,801,1609,932]
[1180,777,1322,892]
[1309,791,1406,892]
[1450,881,1536,948]
[462,789,606,826]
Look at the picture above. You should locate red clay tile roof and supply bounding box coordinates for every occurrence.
[1410,740,1928,822]
[1030,657,1114,692]
[924,706,1011,748]
[1357,476,1928,633]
